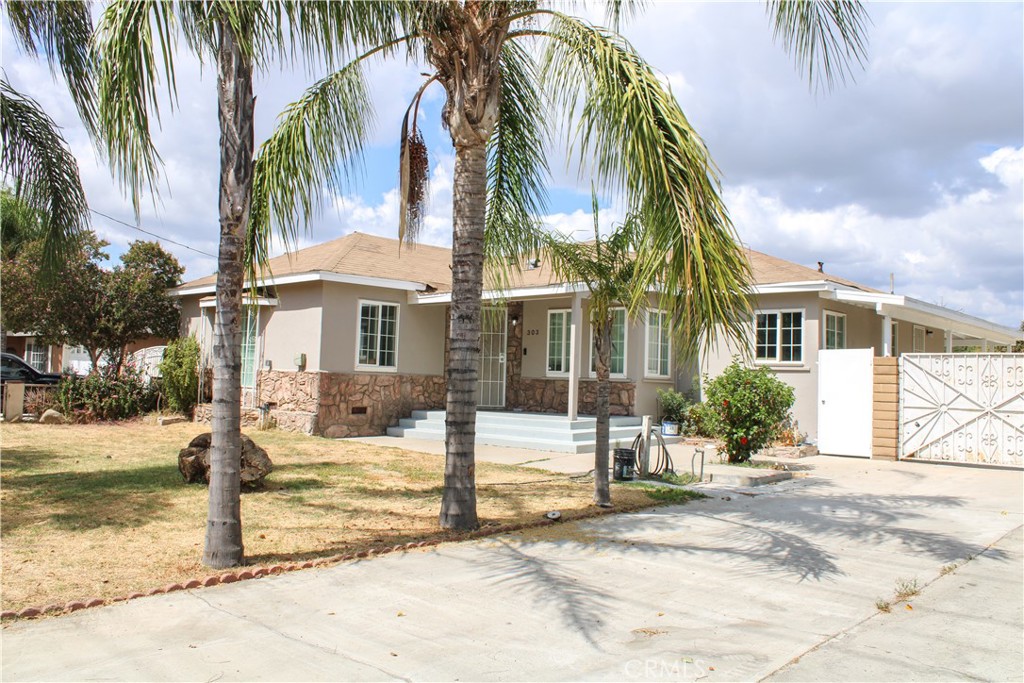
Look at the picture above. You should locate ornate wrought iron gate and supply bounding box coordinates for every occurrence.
[900,354,1023,467]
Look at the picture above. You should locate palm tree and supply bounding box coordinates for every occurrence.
[254,1,868,530]
[92,1,397,568]
[541,194,638,507]
[1,0,94,272]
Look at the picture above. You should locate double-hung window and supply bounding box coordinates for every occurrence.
[890,321,899,355]
[357,301,399,370]
[823,311,846,350]
[25,341,47,372]
[240,307,259,388]
[913,325,926,353]
[645,309,671,378]
[755,310,803,363]
[590,307,627,377]
[547,310,571,375]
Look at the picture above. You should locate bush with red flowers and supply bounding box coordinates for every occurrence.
[703,359,795,463]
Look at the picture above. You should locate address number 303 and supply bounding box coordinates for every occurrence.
[525,329,540,336]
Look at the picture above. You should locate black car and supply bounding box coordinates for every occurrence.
[1,352,62,385]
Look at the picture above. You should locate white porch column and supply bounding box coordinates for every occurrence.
[567,293,583,421]
[982,339,989,352]
[882,315,893,357]
[945,330,953,353]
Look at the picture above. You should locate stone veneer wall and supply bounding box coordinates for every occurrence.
[316,372,446,438]
[194,369,446,437]
[510,377,635,416]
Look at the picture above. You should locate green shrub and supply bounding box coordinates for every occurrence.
[703,359,795,463]
[683,401,716,438]
[159,336,200,414]
[56,362,158,422]
[656,388,689,425]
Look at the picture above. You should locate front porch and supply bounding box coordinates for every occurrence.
[387,410,646,454]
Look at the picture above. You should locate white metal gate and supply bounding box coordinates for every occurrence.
[900,354,1024,467]
[818,348,874,457]
[477,308,507,408]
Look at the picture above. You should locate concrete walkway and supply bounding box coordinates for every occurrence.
[3,456,1021,682]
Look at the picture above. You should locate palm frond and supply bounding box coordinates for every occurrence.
[5,0,97,137]
[93,0,180,213]
[541,13,752,359]
[483,39,550,291]
[0,79,88,273]
[768,0,869,92]
[398,75,436,247]
[248,59,374,287]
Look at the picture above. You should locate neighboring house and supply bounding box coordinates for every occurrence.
[4,333,62,374]
[172,231,1018,441]
[4,335,168,376]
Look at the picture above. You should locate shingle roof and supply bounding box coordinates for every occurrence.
[177,232,455,292]
[177,231,877,295]
[746,249,878,292]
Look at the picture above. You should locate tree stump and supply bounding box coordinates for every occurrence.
[178,433,273,488]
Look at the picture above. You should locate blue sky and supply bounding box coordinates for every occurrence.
[2,2,1022,328]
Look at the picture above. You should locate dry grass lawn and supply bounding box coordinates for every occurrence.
[0,421,689,613]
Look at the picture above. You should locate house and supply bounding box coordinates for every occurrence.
[172,231,1018,443]
[3,335,168,376]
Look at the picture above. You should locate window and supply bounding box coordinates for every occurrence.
[547,310,571,375]
[25,341,47,372]
[823,312,846,350]
[913,325,926,353]
[1,355,35,381]
[240,307,259,388]
[890,322,899,355]
[645,309,671,378]
[590,308,627,377]
[755,310,803,363]
[357,301,399,370]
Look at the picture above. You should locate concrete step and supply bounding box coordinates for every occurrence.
[393,417,644,444]
[386,410,674,454]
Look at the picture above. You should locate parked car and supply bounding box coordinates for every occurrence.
[1,353,61,385]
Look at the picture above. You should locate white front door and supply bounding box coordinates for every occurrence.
[818,348,874,457]
[478,308,507,408]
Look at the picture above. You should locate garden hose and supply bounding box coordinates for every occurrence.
[631,429,674,477]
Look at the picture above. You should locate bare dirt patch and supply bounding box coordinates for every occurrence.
[1,421,672,613]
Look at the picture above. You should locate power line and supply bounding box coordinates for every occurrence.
[89,208,217,259]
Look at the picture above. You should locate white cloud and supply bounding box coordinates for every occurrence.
[726,146,1023,326]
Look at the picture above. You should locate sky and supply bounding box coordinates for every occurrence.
[2,2,1022,329]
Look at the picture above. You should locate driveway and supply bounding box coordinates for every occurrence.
[3,456,1021,682]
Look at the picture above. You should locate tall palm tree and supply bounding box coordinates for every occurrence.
[92,1,397,568]
[254,1,868,530]
[541,194,638,507]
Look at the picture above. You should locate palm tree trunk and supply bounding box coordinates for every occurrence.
[440,141,487,531]
[203,20,253,568]
[593,320,612,507]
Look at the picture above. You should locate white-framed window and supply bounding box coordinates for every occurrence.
[240,307,259,388]
[755,310,804,363]
[25,341,47,372]
[547,309,572,376]
[823,311,847,350]
[357,300,399,370]
[645,309,671,378]
[590,307,627,378]
[891,321,899,355]
[913,325,927,353]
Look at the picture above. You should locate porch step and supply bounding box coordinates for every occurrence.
[387,410,649,454]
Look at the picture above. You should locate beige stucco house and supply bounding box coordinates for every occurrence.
[172,231,1018,442]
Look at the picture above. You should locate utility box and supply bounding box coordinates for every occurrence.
[3,382,25,422]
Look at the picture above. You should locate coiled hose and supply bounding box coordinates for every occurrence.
[630,428,674,476]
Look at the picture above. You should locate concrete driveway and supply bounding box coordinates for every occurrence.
[3,456,1021,682]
